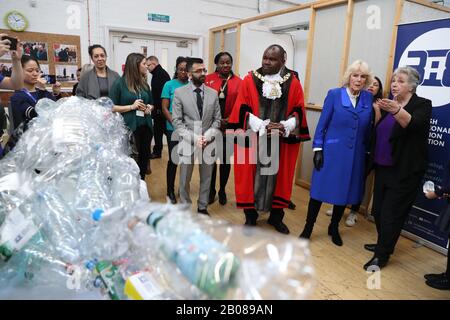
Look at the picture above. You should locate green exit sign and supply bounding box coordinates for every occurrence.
[148,13,170,23]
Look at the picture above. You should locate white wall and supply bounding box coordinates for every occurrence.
[0,0,299,68]
[0,0,90,63]
[401,1,450,24]
[239,22,294,76]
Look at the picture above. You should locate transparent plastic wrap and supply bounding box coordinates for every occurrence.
[73,146,113,215]
[88,207,131,260]
[128,203,315,300]
[111,156,141,209]
[31,187,86,263]
[0,97,138,298]
[0,202,73,290]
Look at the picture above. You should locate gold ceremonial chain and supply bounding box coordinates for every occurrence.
[253,70,291,85]
[219,74,231,99]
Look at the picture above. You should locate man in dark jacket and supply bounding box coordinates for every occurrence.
[146,56,171,158]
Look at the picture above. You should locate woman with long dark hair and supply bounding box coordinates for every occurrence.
[10,55,62,130]
[109,53,154,180]
[161,56,189,203]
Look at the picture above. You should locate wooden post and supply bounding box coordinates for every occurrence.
[339,0,354,85]
[220,29,225,52]
[384,0,405,97]
[235,24,241,77]
[303,7,317,106]
[208,30,215,75]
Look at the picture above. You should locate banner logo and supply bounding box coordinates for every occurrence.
[398,28,450,107]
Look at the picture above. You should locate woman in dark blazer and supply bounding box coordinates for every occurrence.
[299,60,374,246]
[76,44,120,99]
[363,66,432,270]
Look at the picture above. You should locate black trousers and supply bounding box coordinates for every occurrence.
[372,165,423,259]
[151,109,165,155]
[210,136,231,197]
[166,130,179,194]
[305,198,346,227]
[134,125,152,180]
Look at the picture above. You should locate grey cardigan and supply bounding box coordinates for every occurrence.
[76,67,120,100]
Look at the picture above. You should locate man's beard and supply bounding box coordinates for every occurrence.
[192,76,205,86]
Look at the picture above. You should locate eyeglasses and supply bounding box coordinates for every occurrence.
[192,68,207,74]
[177,69,187,73]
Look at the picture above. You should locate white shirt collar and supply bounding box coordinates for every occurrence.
[191,82,204,92]
[346,87,359,108]
[263,70,282,82]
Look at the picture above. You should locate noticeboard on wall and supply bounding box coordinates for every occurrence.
[0,29,81,88]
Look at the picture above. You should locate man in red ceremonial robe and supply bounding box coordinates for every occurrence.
[228,44,310,234]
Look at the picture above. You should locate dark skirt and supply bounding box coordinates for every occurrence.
[435,204,450,235]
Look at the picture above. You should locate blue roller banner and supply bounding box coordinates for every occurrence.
[393,18,450,252]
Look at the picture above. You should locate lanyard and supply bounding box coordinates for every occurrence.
[21,89,37,104]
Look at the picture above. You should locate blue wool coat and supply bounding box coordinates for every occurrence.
[310,87,373,205]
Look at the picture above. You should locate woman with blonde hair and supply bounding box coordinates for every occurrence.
[299,60,374,246]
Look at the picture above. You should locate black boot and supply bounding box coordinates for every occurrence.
[299,198,321,239]
[328,224,343,246]
[299,224,314,239]
[268,209,289,234]
[166,160,177,204]
[328,205,345,246]
[244,209,258,226]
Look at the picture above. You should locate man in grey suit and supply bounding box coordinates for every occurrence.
[172,58,222,215]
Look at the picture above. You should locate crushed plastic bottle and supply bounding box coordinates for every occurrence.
[147,210,240,299]
[423,180,435,193]
[89,207,130,260]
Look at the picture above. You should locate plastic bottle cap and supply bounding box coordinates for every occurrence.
[85,260,96,270]
[147,211,164,228]
[92,209,104,221]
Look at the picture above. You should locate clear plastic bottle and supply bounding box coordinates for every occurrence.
[147,210,240,299]
[111,157,141,209]
[423,180,435,193]
[89,207,130,260]
[33,187,83,263]
[74,146,113,215]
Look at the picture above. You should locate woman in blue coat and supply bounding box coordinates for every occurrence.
[299,60,374,246]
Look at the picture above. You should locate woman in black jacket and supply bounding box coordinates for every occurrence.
[363,66,432,270]
[10,55,62,130]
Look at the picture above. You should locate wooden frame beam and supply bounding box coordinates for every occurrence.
[208,30,215,74]
[384,0,405,98]
[209,1,320,32]
[339,0,354,85]
[235,24,241,76]
[407,0,450,13]
[303,7,317,106]
[220,30,225,52]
